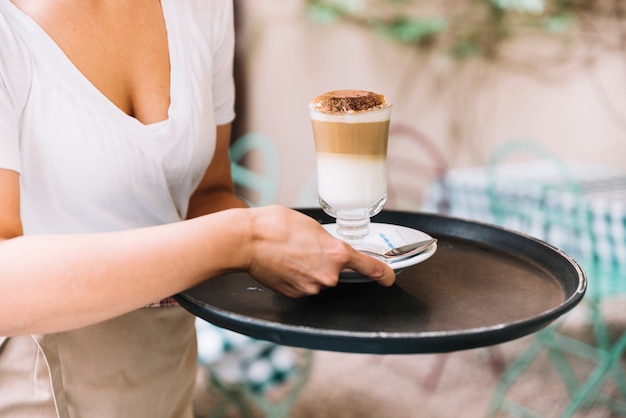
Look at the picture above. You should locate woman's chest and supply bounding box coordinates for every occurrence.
[10,0,172,125]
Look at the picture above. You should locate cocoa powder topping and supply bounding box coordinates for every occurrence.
[310,90,387,113]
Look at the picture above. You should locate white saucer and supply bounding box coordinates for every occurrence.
[322,223,437,283]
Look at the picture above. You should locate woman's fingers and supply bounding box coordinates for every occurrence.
[343,246,396,287]
[246,206,396,297]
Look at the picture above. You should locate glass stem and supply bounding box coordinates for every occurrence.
[336,217,371,242]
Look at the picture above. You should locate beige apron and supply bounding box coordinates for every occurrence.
[0,307,197,418]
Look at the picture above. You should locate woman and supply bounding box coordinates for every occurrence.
[0,0,395,416]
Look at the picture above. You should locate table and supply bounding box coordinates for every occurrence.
[419,156,626,416]
[422,159,626,280]
[177,209,585,354]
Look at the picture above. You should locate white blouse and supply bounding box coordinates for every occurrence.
[0,1,236,416]
[0,0,236,234]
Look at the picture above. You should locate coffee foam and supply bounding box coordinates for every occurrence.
[309,90,391,123]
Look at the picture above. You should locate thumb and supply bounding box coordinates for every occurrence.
[345,250,396,287]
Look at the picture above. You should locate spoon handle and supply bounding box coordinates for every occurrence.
[386,238,437,258]
[355,238,437,263]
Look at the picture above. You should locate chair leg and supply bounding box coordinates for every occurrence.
[249,350,315,418]
[560,332,626,417]
[487,321,599,417]
[487,336,545,417]
[421,354,450,392]
[205,350,315,418]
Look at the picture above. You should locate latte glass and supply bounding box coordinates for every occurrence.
[309,90,392,241]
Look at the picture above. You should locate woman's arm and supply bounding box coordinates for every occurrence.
[0,174,395,337]
[186,123,248,218]
[0,182,252,335]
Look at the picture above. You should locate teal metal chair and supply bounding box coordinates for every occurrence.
[196,132,315,418]
[196,321,314,418]
[485,139,626,417]
[229,132,280,207]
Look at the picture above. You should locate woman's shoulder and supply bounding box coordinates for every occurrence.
[0,2,33,113]
[184,0,233,15]
[174,0,234,34]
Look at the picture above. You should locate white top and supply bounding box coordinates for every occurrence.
[0,0,236,234]
[0,2,235,416]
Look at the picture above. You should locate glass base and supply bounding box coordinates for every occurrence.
[319,195,386,242]
[336,217,371,241]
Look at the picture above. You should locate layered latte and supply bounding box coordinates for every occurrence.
[309,90,392,212]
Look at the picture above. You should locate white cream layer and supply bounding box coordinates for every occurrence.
[316,153,387,210]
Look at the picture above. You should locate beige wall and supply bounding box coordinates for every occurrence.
[236,0,626,209]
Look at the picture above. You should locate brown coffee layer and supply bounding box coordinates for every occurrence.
[310,90,387,113]
[312,120,389,155]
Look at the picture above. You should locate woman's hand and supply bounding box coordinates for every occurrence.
[244,205,396,297]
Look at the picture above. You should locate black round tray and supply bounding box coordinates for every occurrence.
[176,209,586,354]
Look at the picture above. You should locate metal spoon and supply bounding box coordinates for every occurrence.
[355,238,438,263]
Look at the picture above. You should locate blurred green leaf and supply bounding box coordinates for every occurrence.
[543,14,575,33]
[304,0,619,60]
[378,17,448,43]
[306,4,342,24]
[450,41,482,58]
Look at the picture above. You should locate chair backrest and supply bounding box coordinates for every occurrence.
[386,123,448,210]
[230,132,280,207]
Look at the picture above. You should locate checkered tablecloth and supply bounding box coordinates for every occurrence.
[422,159,626,298]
